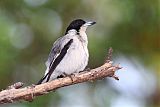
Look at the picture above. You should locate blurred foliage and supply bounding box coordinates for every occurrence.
[0,0,159,107]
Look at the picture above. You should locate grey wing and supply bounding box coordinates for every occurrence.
[45,36,71,68]
[45,37,62,68]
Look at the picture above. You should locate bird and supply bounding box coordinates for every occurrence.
[37,19,96,84]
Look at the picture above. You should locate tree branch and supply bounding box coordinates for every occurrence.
[0,49,122,104]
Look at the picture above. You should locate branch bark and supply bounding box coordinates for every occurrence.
[0,49,122,104]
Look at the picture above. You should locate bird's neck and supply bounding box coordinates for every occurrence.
[79,31,88,45]
[67,29,88,45]
[68,29,77,35]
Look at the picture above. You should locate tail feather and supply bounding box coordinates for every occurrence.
[36,68,49,85]
[36,78,43,85]
[36,75,47,85]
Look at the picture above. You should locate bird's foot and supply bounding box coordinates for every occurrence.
[61,72,74,82]
[71,72,79,76]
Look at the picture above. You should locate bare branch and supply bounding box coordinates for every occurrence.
[105,47,113,63]
[0,49,122,104]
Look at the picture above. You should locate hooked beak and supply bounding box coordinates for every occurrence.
[84,21,96,26]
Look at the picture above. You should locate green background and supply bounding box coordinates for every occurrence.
[0,0,159,107]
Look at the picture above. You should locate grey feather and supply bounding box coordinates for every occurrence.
[45,36,71,67]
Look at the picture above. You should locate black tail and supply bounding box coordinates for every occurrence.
[36,77,44,85]
[36,74,48,85]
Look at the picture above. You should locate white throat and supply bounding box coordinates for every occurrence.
[79,26,88,44]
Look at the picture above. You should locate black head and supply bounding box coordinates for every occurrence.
[65,19,86,34]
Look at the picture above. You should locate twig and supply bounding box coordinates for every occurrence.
[105,47,113,63]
